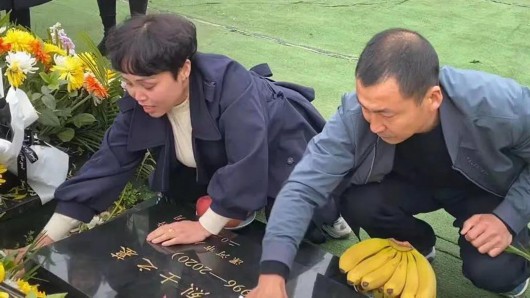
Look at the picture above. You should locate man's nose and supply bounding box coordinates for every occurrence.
[369,115,385,134]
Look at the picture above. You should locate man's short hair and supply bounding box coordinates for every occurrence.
[355,28,440,103]
[106,13,197,78]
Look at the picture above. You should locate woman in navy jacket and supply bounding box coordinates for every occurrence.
[39,13,348,246]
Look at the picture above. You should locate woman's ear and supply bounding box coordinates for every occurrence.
[180,59,191,81]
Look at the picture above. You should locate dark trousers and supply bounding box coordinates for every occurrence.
[7,8,31,28]
[340,174,530,293]
[97,0,148,33]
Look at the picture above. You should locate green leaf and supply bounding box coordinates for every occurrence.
[37,108,61,127]
[40,85,51,95]
[506,245,530,262]
[25,292,37,298]
[71,113,96,128]
[40,71,61,90]
[55,107,72,117]
[57,127,75,142]
[31,92,42,101]
[69,90,79,97]
[46,293,68,298]
[41,94,56,110]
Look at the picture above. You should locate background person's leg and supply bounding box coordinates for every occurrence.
[340,174,440,255]
[10,8,31,28]
[439,188,530,293]
[128,0,148,16]
[96,0,117,54]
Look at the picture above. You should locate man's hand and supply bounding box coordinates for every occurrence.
[246,274,288,298]
[146,220,212,246]
[461,213,513,257]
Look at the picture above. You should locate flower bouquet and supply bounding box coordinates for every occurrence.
[0,16,123,154]
[0,15,124,209]
[0,235,67,297]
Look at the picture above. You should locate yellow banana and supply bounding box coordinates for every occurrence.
[412,249,437,298]
[346,246,396,286]
[388,239,414,252]
[360,251,403,291]
[373,287,385,298]
[339,238,390,273]
[383,251,408,297]
[400,252,419,298]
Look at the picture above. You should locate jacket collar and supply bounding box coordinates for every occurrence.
[439,86,463,163]
[189,66,222,141]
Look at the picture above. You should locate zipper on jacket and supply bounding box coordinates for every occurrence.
[451,165,503,197]
[364,138,379,184]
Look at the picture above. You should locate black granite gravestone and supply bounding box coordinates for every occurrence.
[33,201,364,298]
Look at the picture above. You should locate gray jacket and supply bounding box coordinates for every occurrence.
[261,66,530,270]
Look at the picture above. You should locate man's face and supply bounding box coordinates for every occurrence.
[121,60,191,118]
[356,78,441,144]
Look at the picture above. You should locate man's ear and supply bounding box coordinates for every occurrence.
[425,86,443,111]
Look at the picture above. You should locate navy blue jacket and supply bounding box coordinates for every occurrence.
[54,53,325,222]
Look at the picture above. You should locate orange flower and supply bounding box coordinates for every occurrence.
[0,38,11,54]
[31,40,51,66]
[84,74,109,99]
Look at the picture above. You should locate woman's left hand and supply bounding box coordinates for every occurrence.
[146,220,212,246]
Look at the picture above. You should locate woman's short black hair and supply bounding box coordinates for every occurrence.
[355,28,439,103]
[106,13,197,78]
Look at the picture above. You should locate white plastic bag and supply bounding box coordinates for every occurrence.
[0,88,69,204]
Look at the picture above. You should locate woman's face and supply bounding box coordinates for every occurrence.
[121,60,191,118]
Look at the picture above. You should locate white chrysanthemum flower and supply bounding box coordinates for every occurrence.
[6,51,38,74]
[5,51,38,88]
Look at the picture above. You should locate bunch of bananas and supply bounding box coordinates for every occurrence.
[339,238,436,298]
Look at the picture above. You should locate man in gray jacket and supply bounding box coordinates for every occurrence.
[248,28,530,298]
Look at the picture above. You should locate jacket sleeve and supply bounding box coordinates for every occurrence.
[54,109,146,222]
[260,102,357,271]
[207,62,269,219]
[494,85,530,234]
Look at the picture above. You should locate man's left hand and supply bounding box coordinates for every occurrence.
[147,220,212,246]
[461,213,512,257]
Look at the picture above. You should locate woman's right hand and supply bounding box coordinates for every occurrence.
[4,234,55,264]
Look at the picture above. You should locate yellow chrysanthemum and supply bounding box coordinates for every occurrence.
[3,29,36,52]
[5,64,25,88]
[4,52,38,88]
[51,55,85,92]
[43,42,67,56]
[0,263,5,282]
[36,290,46,298]
[0,291,9,298]
[16,279,33,294]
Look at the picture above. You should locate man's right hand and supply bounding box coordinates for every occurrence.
[246,274,288,298]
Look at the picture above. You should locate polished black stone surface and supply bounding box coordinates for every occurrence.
[33,201,363,298]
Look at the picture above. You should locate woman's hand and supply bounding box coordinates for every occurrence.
[146,220,212,246]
